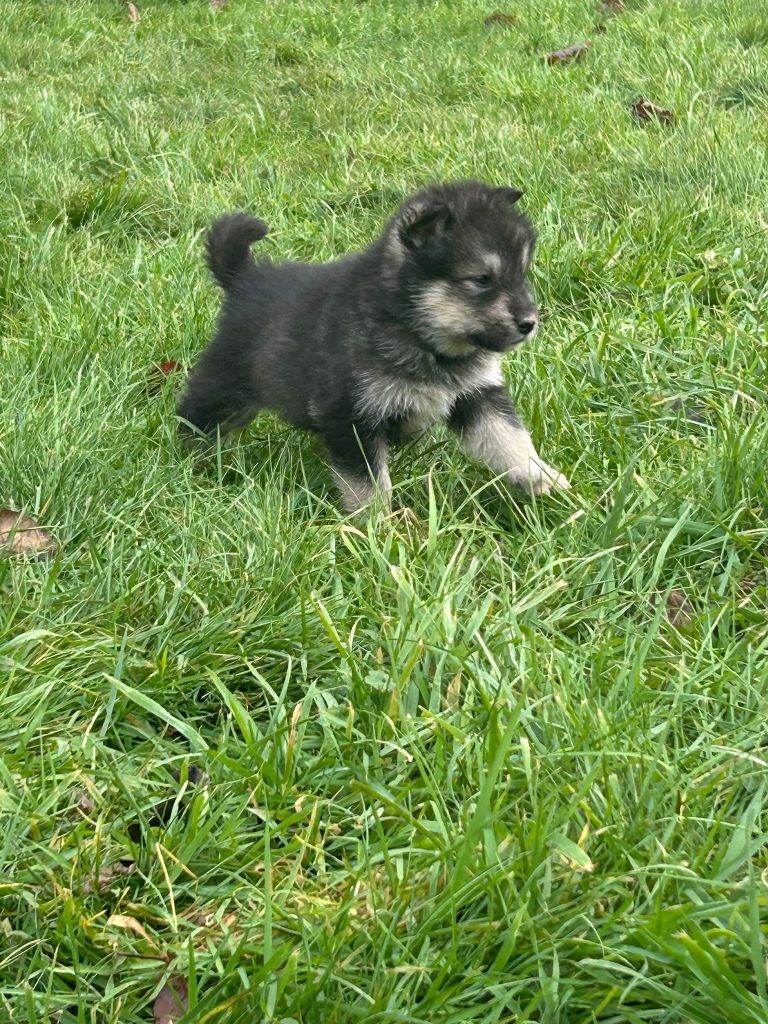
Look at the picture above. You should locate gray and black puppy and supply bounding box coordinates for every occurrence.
[178,180,570,511]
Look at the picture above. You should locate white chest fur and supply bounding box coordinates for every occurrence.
[356,356,503,431]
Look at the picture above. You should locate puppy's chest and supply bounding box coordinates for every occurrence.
[357,361,501,436]
[357,376,448,430]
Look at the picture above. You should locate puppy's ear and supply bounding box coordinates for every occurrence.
[399,200,453,250]
[494,187,524,205]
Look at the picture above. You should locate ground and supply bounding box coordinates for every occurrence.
[1,1,767,1021]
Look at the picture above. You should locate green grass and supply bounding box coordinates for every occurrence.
[1,0,767,1021]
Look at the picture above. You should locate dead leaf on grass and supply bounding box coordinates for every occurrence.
[127,2,140,23]
[154,976,189,1024]
[148,360,184,395]
[484,12,519,27]
[73,789,96,816]
[127,764,209,843]
[83,861,136,894]
[632,97,675,124]
[598,0,625,12]
[666,590,694,630]
[670,399,710,423]
[445,672,462,711]
[0,509,58,559]
[107,913,156,947]
[544,42,591,64]
[210,0,227,8]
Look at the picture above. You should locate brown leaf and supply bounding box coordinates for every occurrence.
[127,763,208,843]
[127,2,140,23]
[74,789,96,816]
[598,0,625,12]
[154,977,189,1024]
[544,42,591,64]
[0,509,58,559]
[445,672,462,711]
[82,861,135,894]
[107,913,156,947]
[670,399,710,423]
[484,11,518,27]
[666,591,694,630]
[148,360,184,395]
[632,97,675,124]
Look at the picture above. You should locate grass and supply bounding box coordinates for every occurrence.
[1,0,767,1021]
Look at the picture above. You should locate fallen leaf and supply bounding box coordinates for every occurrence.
[598,0,625,12]
[83,862,135,894]
[127,763,208,842]
[632,97,675,124]
[544,42,591,64]
[74,789,96,816]
[484,11,518,27]
[446,672,462,711]
[154,977,189,1024]
[666,591,694,630]
[670,399,710,423]
[0,509,58,559]
[126,2,140,23]
[148,360,184,395]
[107,913,156,946]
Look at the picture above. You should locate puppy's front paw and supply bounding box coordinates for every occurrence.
[532,464,570,495]
[512,462,571,496]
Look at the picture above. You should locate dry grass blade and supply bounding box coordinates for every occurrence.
[154,977,189,1024]
[632,96,675,123]
[545,42,591,64]
[0,508,58,559]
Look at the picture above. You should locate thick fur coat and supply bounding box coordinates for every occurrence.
[178,181,569,510]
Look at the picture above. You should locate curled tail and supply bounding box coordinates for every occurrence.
[206,213,269,289]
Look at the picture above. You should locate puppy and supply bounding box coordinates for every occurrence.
[178,181,570,511]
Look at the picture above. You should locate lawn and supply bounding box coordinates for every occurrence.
[1,0,767,1021]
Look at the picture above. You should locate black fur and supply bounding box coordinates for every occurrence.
[178,180,568,510]
[448,385,522,435]
[206,214,269,289]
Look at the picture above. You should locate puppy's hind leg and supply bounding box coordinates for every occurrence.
[177,364,261,443]
[321,418,391,513]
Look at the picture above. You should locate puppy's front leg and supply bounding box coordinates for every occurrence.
[449,386,569,495]
[322,420,391,513]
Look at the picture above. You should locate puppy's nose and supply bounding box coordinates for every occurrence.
[517,319,537,336]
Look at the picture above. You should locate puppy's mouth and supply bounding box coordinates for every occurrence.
[468,327,535,352]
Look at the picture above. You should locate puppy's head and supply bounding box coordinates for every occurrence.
[390,181,538,358]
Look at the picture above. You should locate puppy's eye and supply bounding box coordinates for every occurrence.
[465,274,493,290]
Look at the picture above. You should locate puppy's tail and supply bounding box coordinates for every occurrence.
[206,213,269,289]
